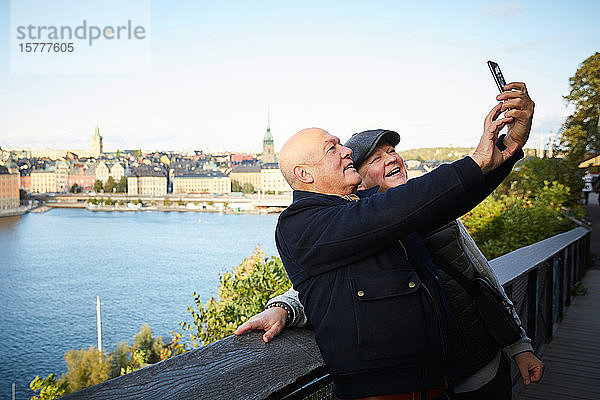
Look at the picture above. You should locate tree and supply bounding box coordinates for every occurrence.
[30,326,185,396]
[69,183,81,193]
[461,193,574,259]
[561,52,600,155]
[116,149,121,158]
[115,176,127,193]
[63,347,112,391]
[30,373,70,400]
[180,248,291,346]
[495,157,583,207]
[242,183,254,194]
[131,324,165,366]
[109,324,177,376]
[231,180,242,192]
[94,179,103,193]
[104,176,116,193]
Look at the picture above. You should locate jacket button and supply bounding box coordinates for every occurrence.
[357,290,365,297]
[408,281,416,288]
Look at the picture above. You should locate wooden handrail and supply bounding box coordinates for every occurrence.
[62,227,591,400]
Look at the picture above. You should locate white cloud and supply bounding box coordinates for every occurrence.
[502,39,542,53]
[482,2,526,18]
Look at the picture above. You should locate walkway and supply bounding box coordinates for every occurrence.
[518,200,600,400]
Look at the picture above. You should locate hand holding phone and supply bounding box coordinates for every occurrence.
[487,61,506,92]
[485,61,535,149]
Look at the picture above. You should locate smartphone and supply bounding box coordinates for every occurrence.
[487,61,506,92]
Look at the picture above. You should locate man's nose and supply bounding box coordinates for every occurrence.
[384,152,395,164]
[341,145,353,158]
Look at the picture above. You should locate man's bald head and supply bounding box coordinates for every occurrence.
[279,127,362,195]
[279,128,329,189]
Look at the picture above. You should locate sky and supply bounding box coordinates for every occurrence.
[1,0,599,153]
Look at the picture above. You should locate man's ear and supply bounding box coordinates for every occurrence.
[293,165,314,184]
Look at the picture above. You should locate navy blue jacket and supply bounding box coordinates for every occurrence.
[275,151,522,399]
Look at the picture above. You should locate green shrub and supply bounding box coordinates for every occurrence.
[495,157,583,207]
[466,201,573,259]
[462,181,576,259]
[180,248,291,346]
[30,374,70,400]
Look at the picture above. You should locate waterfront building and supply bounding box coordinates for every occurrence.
[30,169,57,193]
[260,162,291,194]
[229,164,261,190]
[20,173,31,192]
[0,166,20,210]
[110,162,126,182]
[67,165,96,192]
[95,161,110,183]
[231,153,255,165]
[127,168,167,196]
[91,126,103,158]
[173,171,231,194]
[55,160,70,193]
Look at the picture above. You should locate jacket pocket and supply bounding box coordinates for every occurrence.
[350,269,428,361]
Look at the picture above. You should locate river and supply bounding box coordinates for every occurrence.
[0,208,279,400]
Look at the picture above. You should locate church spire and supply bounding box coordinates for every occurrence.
[262,111,275,163]
[263,111,273,144]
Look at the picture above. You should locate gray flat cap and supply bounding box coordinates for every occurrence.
[344,129,401,167]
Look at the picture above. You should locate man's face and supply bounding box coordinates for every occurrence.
[307,132,362,195]
[357,141,407,192]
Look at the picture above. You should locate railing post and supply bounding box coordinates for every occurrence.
[565,244,572,307]
[527,268,539,347]
[556,253,564,322]
[575,238,581,281]
[545,259,554,340]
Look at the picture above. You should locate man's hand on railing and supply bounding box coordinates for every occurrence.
[234,307,287,343]
[514,351,545,385]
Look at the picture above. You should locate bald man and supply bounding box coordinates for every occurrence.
[267,85,533,399]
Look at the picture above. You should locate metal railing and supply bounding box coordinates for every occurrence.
[62,227,591,400]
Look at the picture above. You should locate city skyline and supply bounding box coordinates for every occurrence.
[1,0,599,152]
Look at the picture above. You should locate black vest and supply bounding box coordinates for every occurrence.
[423,221,499,379]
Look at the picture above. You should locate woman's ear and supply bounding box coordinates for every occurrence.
[293,165,314,184]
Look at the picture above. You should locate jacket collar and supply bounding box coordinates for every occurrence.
[292,186,380,203]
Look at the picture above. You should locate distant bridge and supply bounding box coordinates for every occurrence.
[33,193,293,211]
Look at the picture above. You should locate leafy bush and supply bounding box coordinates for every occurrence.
[30,325,185,399]
[461,181,576,259]
[463,200,573,259]
[63,347,112,392]
[180,247,291,346]
[460,155,583,259]
[495,157,583,207]
[30,374,69,400]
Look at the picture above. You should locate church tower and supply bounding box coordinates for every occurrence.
[262,114,275,164]
[91,125,103,158]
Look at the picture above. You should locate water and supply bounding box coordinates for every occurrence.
[0,208,279,400]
